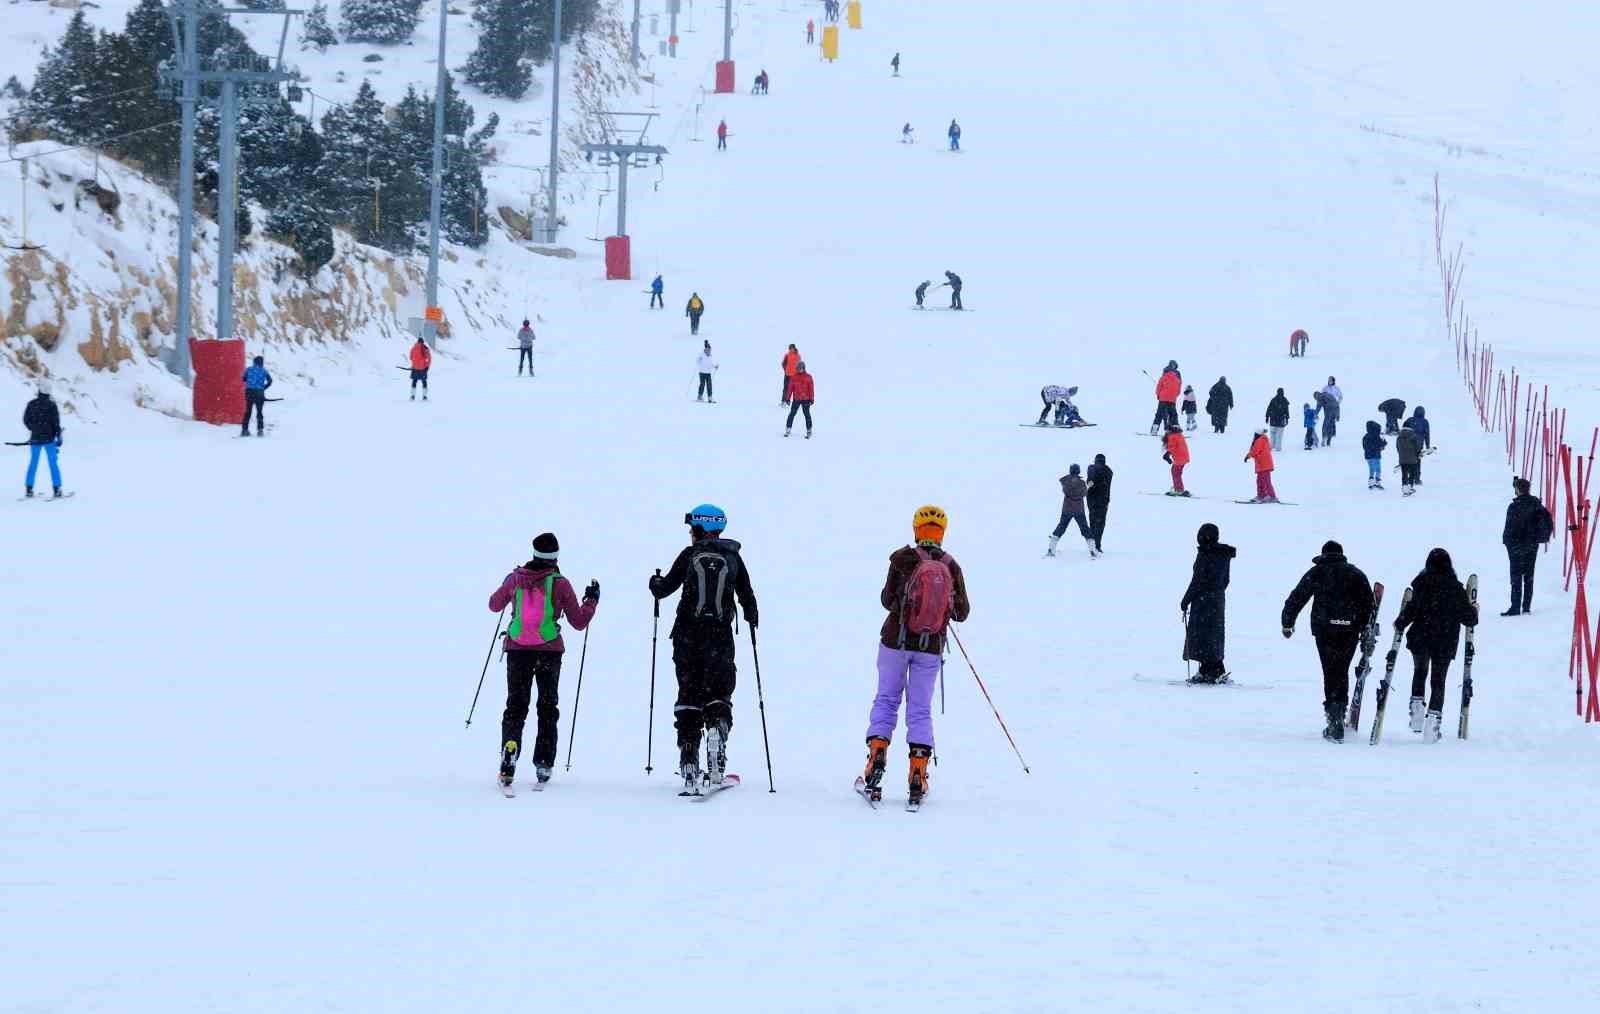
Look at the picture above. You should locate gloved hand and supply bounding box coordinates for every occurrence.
[585,580,600,602]
[746,610,759,629]
[648,574,662,596]
[1385,649,1397,666]
[1281,626,1294,639]
[1163,452,1173,464]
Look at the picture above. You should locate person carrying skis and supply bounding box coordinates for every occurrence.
[1362,420,1387,490]
[241,355,271,437]
[1289,328,1309,357]
[1151,360,1181,434]
[1047,464,1091,557]
[1085,452,1112,555]
[650,505,759,788]
[1501,476,1555,616]
[1378,397,1406,435]
[1302,401,1320,450]
[1206,376,1234,433]
[785,361,815,438]
[902,124,916,145]
[1163,424,1191,496]
[1409,406,1431,450]
[686,292,705,335]
[1392,547,1478,742]
[861,505,971,805]
[1244,429,1277,502]
[1181,385,1199,432]
[1396,418,1423,495]
[891,52,900,75]
[1265,387,1290,451]
[488,533,599,790]
[781,344,801,404]
[717,120,729,150]
[20,379,63,499]
[914,279,930,306]
[696,340,718,403]
[1181,522,1235,684]
[944,270,963,310]
[516,320,535,377]
[409,337,431,400]
[1281,540,1376,742]
[650,274,664,309]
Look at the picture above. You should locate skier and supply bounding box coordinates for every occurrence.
[806,18,814,43]
[20,379,63,498]
[1281,540,1376,742]
[914,279,930,306]
[753,70,769,95]
[784,361,815,438]
[409,337,431,400]
[1206,376,1234,434]
[1289,328,1309,357]
[717,120,728,151]
[516,320,535,377]
[1085,452,1112,555]
[1265,387,1290,451]
[1181,385,1198,432]
[947,119,961,151]
[1163,424,1191,496]
[1409,406,1431,450]
[1362,420,1387,490]
[1378,397,1406,435]
[1035,385,1082,426]
[1180,523,1235,684]
[649,274,664,309]
[241,355,271,437]
[1392,547,1478,742]
[781,344,801,404]
[1243,429,1277,502]
[685,292,705,335]
[1302,401,1320,450]
[891,52,900,75]
[944,270,963,310]
[1046,464,1091,557]
[696,340,718,403]
[1501,476,1555,616]
[1150,360,1181,434]
[1396,419,1423,496]
[488,533,599,790]
[649,505,759,788]
[860,505,971,805]
[902,124,915,145]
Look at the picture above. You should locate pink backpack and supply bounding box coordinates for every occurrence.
[902,548,955,643]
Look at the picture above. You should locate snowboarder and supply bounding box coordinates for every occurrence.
[241,355,271,437]
[781,344,801,404]
[1302,401,1320,450]
[861,505,971,805]
[409,337,431,400]
[806,18,814,43]
[488,533,599,790]
[717,120,728,150]
[944,270,963,310]
[1265,387,1290,451]
[914,279,930,306]
[1392,547,1478,742]
[1378,397,1406,435]
[1206,376,1234,433]
[1397,419,1423,495]
[1289,328,1309,357]
[1501,476,1555,616]
[1047,464,1092,557]
[1244,429,1277,502]
[1150,360,1181,434]
[650,274,664,309]
[1281,540,1376,742]
[649,506,759,788]
[902,124,915,145]
[516,320,535,376]
[1035,385,1082,426]
[1181,523,1235,684]
[1086,453,1113,554]
[1163,424,1191,496]
[1362,420,1387,490]
[696,340,718,402]
[891,52,900,75]
[785,361,815,438]
[1181,385,1199,432]
[20,379,63,498]
[1409,406,1431,450]
[686,292,705,335]
[947,119,961,151]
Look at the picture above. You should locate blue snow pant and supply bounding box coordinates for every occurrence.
[26,442,61,490]
[1367,458,1381,482]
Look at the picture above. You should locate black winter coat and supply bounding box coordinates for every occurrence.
[1265,393,1291,427]
[1502,494,1554,549]
[1206,382,1234,417]
[23,395,61,444]
[1396,427,1422,465]
[1282,551,1375,638]
[1379,398,1407,418]
[1182,541,1235,662]
[1361,421,1386,460]
[1086,462,1113,506]
[1395,563,1477,660]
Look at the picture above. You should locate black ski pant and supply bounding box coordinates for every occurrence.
[1508,545,1538,612]
[1088,500,1108,551]
[1409,651,1453,712]
[1209,411,1228,433]
[950,288,963,310]
[411,369,429,391]
[501,649,563,769]
[672,625,737,763]
[786,400,813,431]
[650,291,663,308]
[689,311,703,334]
[1052,507,1088,539]
[698,373,714,400]
[241,389,265,433]
[1385,413,1403,434]
[1322,415,1337,445]
[1400,462,1421,486]
[782,375,792,402]
[1315,630,1361,712]
[1152,401,1178,431]
[518,348,533,373]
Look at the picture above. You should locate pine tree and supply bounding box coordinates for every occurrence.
[20,12,101,143]
[301,1,338,51]
[464,0,532,98]
[339,0,421,46]
[2,76,26,102]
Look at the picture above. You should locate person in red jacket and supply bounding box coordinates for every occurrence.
[717,120,729,151]
[1163,424,1191,496]
[806,18,815,43]
[1289,328,1310,357]
[1244,429,1278,503]
[1150,360,1181,434]
[785,361,815,438]
[781,344,801,404]
[409,338,432,401]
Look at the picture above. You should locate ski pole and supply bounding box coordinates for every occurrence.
[949,627,1030,773]
[564,625,590,771]
[465,607,507,728]
[646,570,660,774]
[749,626,776,792]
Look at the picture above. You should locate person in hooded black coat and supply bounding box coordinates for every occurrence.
[1264,387,1291,451]
[1180,523,1235,683]
[1393,548,1478,738]
[1206,377,1234,434]
[1378,398,1407,435]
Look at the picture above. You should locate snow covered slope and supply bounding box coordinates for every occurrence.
[6,3,1600,1013]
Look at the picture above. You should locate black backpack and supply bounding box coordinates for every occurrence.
[686,544,739,620]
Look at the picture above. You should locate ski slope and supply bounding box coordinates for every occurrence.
[6,3,1600,1011]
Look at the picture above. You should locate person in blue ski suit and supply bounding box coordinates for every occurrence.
[650,275,664,309]
[948,119,961,151]
[1302,402,1320,450]
[242,356,272,437]
[1409,406,1431,450]
[22,379,64,497]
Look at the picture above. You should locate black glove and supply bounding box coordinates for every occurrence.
[648,574,662,596]
[1163,452,1173,464]
[746,610,759,629]
[1281,626,1293,639]
[1385,649,1398,666]
[585,580,600,602]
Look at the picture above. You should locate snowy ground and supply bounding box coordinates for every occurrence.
[6,3,1600,1012]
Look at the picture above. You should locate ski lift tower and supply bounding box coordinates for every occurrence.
[714,0,736,93]
[581,113,667,281]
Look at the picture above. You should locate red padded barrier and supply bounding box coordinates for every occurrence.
[190,339,245,426]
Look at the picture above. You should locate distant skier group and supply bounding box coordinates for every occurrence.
[913,270,963,309]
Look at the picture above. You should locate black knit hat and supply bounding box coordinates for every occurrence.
[531,533,559,560]
[1321,540,1343,556]
[1198,523,1219,545]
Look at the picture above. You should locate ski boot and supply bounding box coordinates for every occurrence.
[23,486,33,499]
[679,741,703,793]
[1321,704,1345,743]
[705,721,729,785]
[908,745,932,804]
[805,429,812,440]
[499,740,519,788]
[1045,535,1059,557]
[534,764,552,785]
[410,392,416,401]
[1083,537,1096,558]
[1422,709,1443,744]
[860,736,889,801]
[1408,697,1426,734]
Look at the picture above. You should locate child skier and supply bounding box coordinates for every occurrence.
[21,379,64,498]
[649,505,759,789]
[241,355,271,437]
[1362,421,1387,489]
[487,533,599,790]
[1163,424,1191,496]
[860,506,971,805]
[785,361,815,438]
[1035,385,1080,426]
[947,119,961,151]
[696,340,717,402]
[686,292,705,335]
[409,337,431,400]
[1302,401,1319,450]
[1244,429,1277,502]
[1182,385,1199,432]
[902,124,916,145]
[914,279,930,306]
[1047,464,1092,557]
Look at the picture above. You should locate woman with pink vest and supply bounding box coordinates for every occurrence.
[488,532,598,790]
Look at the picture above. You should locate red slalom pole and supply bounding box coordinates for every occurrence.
[949,627,1030,774]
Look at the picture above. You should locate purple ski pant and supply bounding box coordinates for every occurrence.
[867,643,941,748]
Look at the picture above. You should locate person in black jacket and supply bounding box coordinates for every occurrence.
[944,270,963,310]
[649,505,759,787]
[1085,453,1112,555]
[1282,540,1376,742]
[1501,477,1555,616]
[1362,421,1387,490]
[1378,398,1407,435]
[1265,387,1290,451]
[1393,548,1478,742]
[22,379,64,498]
[1181,523,1235,683]
[1206,377,1234,434]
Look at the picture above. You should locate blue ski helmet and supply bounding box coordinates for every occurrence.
[685,503,728,533]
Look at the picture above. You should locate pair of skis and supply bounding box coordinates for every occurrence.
[854,776,923,812]
[679,772,741,801]
[1362,575,1477,744]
